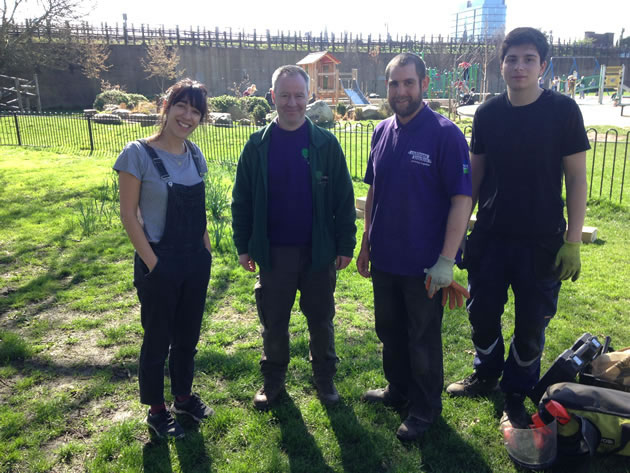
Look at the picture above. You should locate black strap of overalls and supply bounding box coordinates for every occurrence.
[137,139,204,184]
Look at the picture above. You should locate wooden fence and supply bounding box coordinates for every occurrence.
[9,21,630,57]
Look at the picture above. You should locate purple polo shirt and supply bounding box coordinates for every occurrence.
[364,104,471,276]
[267,120,313,246]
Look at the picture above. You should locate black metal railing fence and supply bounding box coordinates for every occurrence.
[1,112,628,204]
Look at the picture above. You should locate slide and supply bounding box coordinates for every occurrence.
[343,79,370,105]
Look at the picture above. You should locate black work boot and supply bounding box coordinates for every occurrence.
[314,378,340,405]
[502,393,530,429]
[396,416,431,442]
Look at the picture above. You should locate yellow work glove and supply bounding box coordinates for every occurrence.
[554,239,581,282]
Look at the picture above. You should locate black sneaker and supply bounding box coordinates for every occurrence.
[146,409,185,439]
[446,372,500,397]
[503,393,530,429]
[171,394,215,422]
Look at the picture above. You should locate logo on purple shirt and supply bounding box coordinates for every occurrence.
[408,150,432,166]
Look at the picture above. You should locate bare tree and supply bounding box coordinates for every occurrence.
[0,0,92,71]
[141,40,184,93]
[78,41,111,80]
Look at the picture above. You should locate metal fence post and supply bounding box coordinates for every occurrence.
[87,115,94,152]
[13,113,21,146]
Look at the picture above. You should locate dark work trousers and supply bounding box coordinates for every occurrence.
[371,268,444,423]
[466,234,561,395]
[133,153,211,406]
[254,246,338,387]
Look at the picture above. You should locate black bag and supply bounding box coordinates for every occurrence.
[541,382,630,457]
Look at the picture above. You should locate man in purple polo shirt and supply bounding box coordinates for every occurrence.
[357,53,472,441]
[232,65,356,410]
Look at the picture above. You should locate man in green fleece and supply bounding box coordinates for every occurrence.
[231,65,356,409]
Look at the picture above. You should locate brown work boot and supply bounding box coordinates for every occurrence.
[361,386,408,408]
[314,378,340,405]
[252,384,285,410]
[446,372,499,397]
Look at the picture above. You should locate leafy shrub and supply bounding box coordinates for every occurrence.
[208,95,241,113]
[93,90,149,111]
[209,95,271,122]
[126,93,150,109]
[241,96,270,114]
[336,102,348,117]
[252,104,268,125]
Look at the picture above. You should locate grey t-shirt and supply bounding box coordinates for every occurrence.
[114,141,208,242]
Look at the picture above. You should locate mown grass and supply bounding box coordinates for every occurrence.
[0,145,629,473]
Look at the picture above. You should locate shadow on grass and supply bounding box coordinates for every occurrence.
[143,438,174,473]
[324,400,389,473]
[175,417,212,473]
[415,417,493,473]
[271,397,336,473]
[0,229,129,318]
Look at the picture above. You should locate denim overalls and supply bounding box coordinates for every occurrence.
[133,140,212,405]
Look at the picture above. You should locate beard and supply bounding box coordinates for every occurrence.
[388,95,423,119]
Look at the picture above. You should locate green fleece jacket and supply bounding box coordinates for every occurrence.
[231,118,356,271]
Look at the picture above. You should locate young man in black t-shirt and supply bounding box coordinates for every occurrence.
[446,27,590,428]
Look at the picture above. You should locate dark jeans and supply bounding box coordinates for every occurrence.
[466,235,561,395]
[134,247,212,405]
[371,268,444,422]
[254,246,337,386]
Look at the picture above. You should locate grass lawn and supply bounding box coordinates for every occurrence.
[0,145,629,473]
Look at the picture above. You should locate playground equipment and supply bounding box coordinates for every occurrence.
[339,69,369,105]
[297,51,370,105]
[297,51,342,103]
[600,65,627,105]
[426,63,479,99]
[542,57,602,96]
[0,74,42,112]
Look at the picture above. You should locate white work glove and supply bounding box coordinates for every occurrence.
[424,255,455,298]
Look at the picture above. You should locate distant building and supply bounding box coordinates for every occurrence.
[584,31,614,47]
[452,0,506,42]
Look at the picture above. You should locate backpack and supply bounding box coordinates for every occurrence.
[540,382,630,457]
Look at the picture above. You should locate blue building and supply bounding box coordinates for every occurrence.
[452,0,507,41]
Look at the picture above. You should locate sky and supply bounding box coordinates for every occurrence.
[74,0,629,43]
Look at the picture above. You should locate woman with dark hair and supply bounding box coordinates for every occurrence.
[114,78,214,439]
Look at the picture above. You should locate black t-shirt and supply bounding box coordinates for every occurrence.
[470,90,590,238]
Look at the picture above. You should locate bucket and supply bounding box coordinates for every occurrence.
[502,419,557,470]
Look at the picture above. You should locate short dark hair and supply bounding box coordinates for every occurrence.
[271,65,310,92]
[385,53,426,82]
[158,78,208,136]
[500,27,549,64]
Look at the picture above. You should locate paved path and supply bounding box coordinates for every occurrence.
[457,95,630,129]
